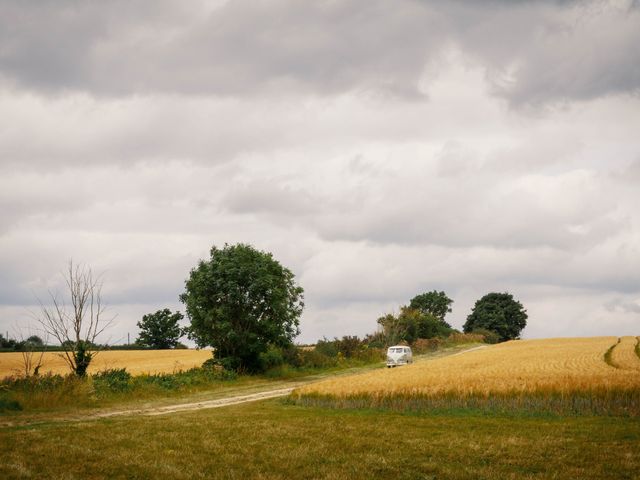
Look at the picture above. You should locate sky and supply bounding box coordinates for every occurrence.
[1,0,639,345]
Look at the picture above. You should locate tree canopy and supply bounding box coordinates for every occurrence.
[463,292,527,342]
[136,309,185,349]
[180,243,304,372]
[409,290,453,326]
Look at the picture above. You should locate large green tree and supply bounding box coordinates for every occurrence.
[409,290,453,326]
[136,309,185,349]
[180,243,304,372]
[463,292,527,342]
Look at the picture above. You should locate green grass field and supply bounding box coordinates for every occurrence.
[1,399,639,479]
[1,342,638,479]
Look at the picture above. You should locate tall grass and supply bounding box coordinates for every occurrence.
[0,366,238,412]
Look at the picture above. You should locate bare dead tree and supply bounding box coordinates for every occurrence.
[34,260,115,376]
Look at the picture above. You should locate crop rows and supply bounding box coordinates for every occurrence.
[609,336,640,371]
[292,337,640,415]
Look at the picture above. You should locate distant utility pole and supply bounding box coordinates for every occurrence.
[127,333,130,345]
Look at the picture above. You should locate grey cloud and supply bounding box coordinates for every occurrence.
[488,4,640,107]
[0,0,443,98]
[2,0,638,105]
[0,171,94,233]
[315,168,622,251]
[224,181,321,217]
[604,298,640,314]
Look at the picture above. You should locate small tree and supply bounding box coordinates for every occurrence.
[409,290,453,326]
[34,261,114,376]
[181,243,304,372]
[463,292,527,342]
[13,327,47,377]
[136,309,185,349]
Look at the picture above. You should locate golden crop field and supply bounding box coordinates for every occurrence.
[609,336,640,371]
[295,336,640,399]
[0,349,212,379]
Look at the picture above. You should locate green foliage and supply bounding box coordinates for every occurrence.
[127,366,238,390]
[0,365,241,411]
[26,335,44,346]
[0,373,94,410]
[74,340,93,377]
[0,334,46,351]
[335,336,362,358]
[463,292,528,342]
[363,331,386,349]
[315,337,339,357]
[409,290,453,326]
[0,333,17,350]
[314,336,371,359]
[378,307,454,345]
[0,397,22,411]
[136,308,185,349]
[93,368,132,392]
[259,344,286,370]
[11,335,46,352]
[181,243,304,372]
[298,349,338,369]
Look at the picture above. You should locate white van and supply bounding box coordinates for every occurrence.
[386,345,413,367]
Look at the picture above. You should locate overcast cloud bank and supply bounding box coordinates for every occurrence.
[0,0,638,343]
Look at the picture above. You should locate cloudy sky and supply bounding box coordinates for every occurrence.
[1,0,639,344]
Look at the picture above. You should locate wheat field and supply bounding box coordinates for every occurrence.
[0,349,212,379]
[294,337,640,412]
[609,336,640,371]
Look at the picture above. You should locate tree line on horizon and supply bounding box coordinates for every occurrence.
[24,243,527,376]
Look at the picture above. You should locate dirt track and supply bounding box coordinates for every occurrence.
[99,387,297,418]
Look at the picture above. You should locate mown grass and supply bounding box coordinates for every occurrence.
[1,399,639,479]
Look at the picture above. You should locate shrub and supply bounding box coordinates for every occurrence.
[259,345,286,370]
[298,349,338,369]
[93,368,132,393]
[315,338,339,358]
[447,332,486,344]
[0,373,94,410]
[334,336,362,358]
[470,328,501,344]
[363,331,386,349]
[412,338,444,354]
